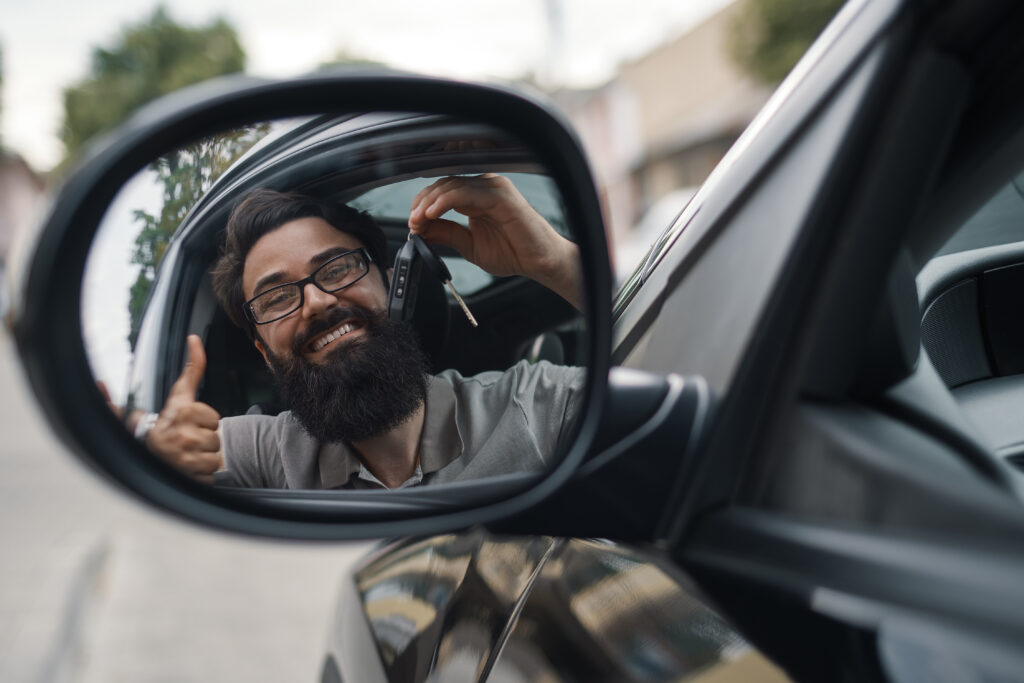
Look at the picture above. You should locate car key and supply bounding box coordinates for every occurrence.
[411,234,478,327]
[443,278,477,327]
[388,234,478,327]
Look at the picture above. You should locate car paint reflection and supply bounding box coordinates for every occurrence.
[355,531,555,681]
[350,532,789,682]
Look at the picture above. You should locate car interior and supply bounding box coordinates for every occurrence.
[916,170,1024,475]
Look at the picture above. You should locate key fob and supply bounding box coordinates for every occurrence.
[387,237,424,323]
[388,235,478,327]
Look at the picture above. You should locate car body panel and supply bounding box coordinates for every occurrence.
[336,532,786,683]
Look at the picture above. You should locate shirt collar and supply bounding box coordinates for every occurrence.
[318,375,464,489]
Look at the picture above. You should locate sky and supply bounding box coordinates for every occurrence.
[1,0,733,172]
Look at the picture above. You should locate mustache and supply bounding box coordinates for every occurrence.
[290,306,378,356]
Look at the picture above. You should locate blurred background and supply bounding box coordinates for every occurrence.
[0,0,840,680]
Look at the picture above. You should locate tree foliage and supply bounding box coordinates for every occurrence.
[728,0,845,85]
[127,124,269,347]
[317,48,388,71]
[60,7,245,163]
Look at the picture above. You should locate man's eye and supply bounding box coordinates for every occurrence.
[322,260,358,283]
[263,290,297,310]
[323,264,351,279]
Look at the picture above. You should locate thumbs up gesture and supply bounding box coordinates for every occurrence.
[146,334,223,481]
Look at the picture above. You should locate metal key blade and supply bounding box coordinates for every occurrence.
[445,279,478,327]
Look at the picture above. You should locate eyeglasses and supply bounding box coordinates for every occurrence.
[244,248,373,324]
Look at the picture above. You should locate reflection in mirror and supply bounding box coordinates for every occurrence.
[81,112,588,492]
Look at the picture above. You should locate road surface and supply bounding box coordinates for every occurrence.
[0,330,373,682]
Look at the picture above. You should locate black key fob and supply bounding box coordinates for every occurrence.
[388,235,451,323]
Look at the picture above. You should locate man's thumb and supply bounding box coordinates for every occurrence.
[172,334,207,400]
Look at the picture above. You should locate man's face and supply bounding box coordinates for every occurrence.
[242,216,389,365]
[241,216,429,443]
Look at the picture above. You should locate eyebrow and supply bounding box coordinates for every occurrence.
[251,246,357,297]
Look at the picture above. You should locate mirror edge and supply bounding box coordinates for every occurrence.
[8,71,613,541]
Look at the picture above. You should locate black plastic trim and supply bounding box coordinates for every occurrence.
[490,369,711,541]
[10,73,611,540]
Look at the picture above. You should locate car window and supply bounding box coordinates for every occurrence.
[349,172,568,235]
[348,172,568,296]
[936,171,1024,257]
[916,155,1024,469]
[79,114,591,494]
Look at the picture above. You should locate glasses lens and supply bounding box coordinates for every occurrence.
[317,252,367,291]
[251,285,301,322]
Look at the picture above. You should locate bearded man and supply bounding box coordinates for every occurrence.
[141,175,584,489]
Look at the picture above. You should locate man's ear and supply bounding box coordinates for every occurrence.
[254,339,271,368]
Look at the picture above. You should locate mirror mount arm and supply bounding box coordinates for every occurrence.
[487,368,712,542]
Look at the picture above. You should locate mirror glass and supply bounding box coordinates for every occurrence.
[81,111,588,492]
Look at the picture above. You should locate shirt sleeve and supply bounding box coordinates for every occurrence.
[215,414,286,488]
[512,361,586,460]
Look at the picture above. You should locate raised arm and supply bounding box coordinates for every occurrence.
[408,174,583,310]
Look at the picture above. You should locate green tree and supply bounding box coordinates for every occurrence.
[60,6,245,163]
[728,0,845,85]
[127,124,269,347]
[317,48,388,71]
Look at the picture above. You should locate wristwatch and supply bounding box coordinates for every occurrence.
[134,412,159,442]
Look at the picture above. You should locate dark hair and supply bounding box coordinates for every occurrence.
[211,189,389,335]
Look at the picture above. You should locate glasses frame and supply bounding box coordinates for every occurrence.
[243,247,374,325]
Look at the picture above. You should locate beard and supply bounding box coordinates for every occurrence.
[264,306,429,443]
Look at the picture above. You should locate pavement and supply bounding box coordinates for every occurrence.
[0,330,373,682]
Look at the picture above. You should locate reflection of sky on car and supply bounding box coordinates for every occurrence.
[349,173,567,296]
[81,167,163,405]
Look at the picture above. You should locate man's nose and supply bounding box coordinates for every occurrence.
[300,282,338,318]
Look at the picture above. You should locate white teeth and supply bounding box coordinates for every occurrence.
[312,323,355,351]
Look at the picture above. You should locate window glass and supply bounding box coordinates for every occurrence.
[350,173,568,235]
[937,172,1024,257]
[350,172,567,296]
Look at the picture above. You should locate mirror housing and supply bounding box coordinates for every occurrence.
[8,73,614,540]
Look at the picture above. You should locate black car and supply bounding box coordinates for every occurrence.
[12,0,1024,680]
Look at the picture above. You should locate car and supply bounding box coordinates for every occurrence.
[11,0,1024,680]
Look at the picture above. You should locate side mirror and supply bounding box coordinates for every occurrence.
[7,73,617,539]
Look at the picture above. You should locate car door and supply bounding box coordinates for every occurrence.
[608,0,1024,680]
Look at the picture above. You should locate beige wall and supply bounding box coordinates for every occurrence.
[553,83,642,249]
[558,1,772,243]
[618,2,770,167]
[0,154,46,261]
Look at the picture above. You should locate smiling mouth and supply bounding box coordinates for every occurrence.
[308,321,360,353]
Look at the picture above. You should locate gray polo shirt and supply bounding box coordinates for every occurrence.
[214,360,583,489]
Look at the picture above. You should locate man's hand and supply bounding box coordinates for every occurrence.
[408,174,583,309]
[146,334,223,483]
